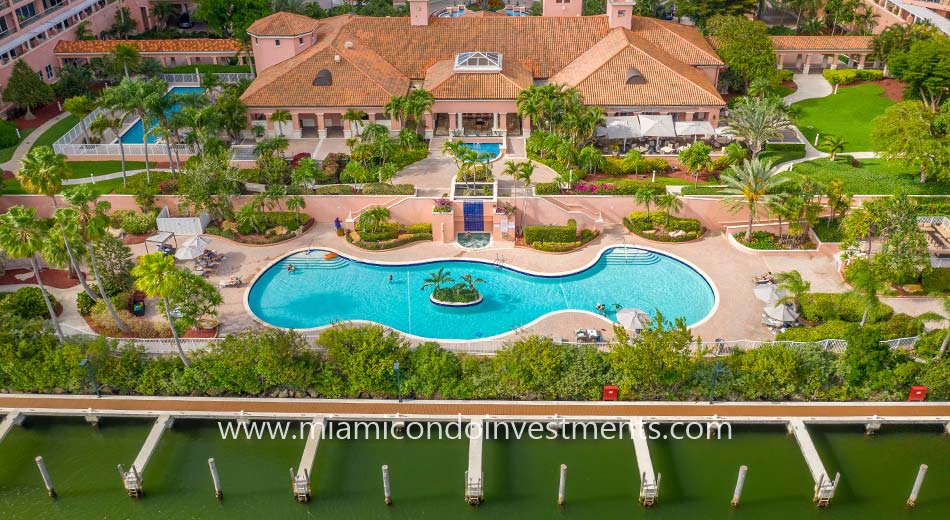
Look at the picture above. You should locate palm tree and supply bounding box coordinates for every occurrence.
[404,89,435,135]
[132,252,190,366]
[18,146,97,299]
[850,261,883,327]
[96,89,134,187]
[725,96,792,157]
[765,191,793,240]
[286,195,306,215]
[62,96,96,144]
[270,110,291,136]
[721,159,789,241]
[384,95,407,130]
[200,72,221,100]
[0,207,65,345]
[236,204,266,234]
[110,78,166,184]
[516,86,544,134]
[577,145,605,176]
[774,270,811,311]
[150,1,178,29]
[343,109,367,137]
[655,193,683,227]
[359,207,391,233]
[460,273,486,293]
[822,135,847,160]
[634,186,656,215]
[63,185,129,333]
[747,76,773,98]
[421,268,453,292]
[111,43,141,78]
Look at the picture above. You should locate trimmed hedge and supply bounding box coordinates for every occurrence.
[0,287,57,319]
[777,313,921,341]
[110,210,158,235]
[623,212,705,242]
[162,64,252,73]
[822,68,883,85]
[363,183,415,195]
[525,220,577,245]
[534,181,667,196]
[531,228,600,252]
[0,120,19,148]
[800,292,893,324]
[922,268,950,294]
[351,232,432,250]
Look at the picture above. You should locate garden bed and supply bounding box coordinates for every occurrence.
[623,212,705,242]
[205,213,313,245]
[732,230,816,250]
[0,268,80,289]
[430,289,482,306]
[347,223,433,251]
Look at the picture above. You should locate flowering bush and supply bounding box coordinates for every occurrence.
[433,198,452,213]
[572,182,614,193]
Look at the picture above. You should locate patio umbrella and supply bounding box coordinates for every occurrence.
[175,235,212,261]
[763,303,799,323]
[753,283,789,304]
[674,121,715,142]
[616,308,651,331]
[638,114,676,138]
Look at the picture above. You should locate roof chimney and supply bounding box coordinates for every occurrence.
[608,0,636,30]
[334,54,341,62]
[409,0,429,26]
[344,41,353,48]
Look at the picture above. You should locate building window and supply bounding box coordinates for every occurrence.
[618,9,626,16]
[0,17,8,35]
[45,65,53,79]
[16,4,37,21]
[255,38,258,45]
[298,37,304,44]
[454,51,502,72]
[275,39,280,47]
[313,69,332,86]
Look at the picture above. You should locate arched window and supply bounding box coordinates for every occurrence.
[313,69,332,86]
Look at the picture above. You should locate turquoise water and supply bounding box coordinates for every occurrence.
[438,7,527,17]
[461,142,502,159]
[119,86,203,144]
[246,247,716,339]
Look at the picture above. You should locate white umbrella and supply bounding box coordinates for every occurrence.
[616,308,651,331]
[753,283,789,304]
[674,121,715,137]
[638,114,676,137]
[175,235,212,260]
[763,303,799,323]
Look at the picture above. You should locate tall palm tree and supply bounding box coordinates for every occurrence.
[721,159,789,241]
[200,72,221,100]
[144,84,182,177]
[132,252,189,366]
[634,186,656,216]
[111,43,141,78]
[420,268,453,292]
[516,86,544,134]
[725,97,792,157]
[0,207,65,345]
[286,195,306,215]
[62,96,96,144]
[822,135,847,160]
[850,261,883,327]
[384,95,407,130]
[109,78,165,184]
[343,108,367,137]
[270,110,291,136]
[656,193,683,227]
[96,88,135,187]
[577,145,605,176]
[64,185,130,333]
[774,270,811,311]
[18,146,97,299]
[359,207,391,233]
[404,89,435,135]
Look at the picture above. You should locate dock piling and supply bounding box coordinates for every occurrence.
[557,464,567,506]
[382,464,392,505]
[907,464,927,508]
[208,458,223,499]
[731,465,748,507]
[35,456,55,498]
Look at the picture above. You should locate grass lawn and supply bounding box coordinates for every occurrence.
[0,161,155,194]
[0,128,33,164]
[788,157,950,195]
[792,83,894,152]
[759,146,806,166]
[813,217,845,242]
[29,115,80,152]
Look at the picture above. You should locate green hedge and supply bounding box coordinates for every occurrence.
[800,292,894,324]
[777,313,921,341]
[352,233,432,250]
[531,228,599,252]
[822,68,883,85]
[363,183,415,195]
[0,287,57,319]
[0,120,19,148]
[534,181,667,196]
[524,221,577,245]
[922,268,950,294]
[623,212,704,242]
[162,64,252,73]
[406,223,432,234]
[110,210,158,235]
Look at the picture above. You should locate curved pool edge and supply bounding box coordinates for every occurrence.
[242,244,721,343]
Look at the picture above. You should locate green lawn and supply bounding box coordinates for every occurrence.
[0,161,154,194]
[788,157,950,195]
[29,115,80,152]
[758,146,806,166]
[792,83,894,152]
[0,128,32,164]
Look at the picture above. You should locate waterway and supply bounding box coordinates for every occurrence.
[0,418,948,518]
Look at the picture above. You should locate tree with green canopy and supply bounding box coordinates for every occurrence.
[2,60,54,119]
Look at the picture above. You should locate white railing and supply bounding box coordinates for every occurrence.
[53,106,108,148]
[917,216,950,227]
[157,72,255,85]
[54,142,195,157]
[700,338,848,355]
[880,336,920,350]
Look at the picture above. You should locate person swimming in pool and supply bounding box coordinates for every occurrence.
[287,264,295,273]
[388,274,393,283]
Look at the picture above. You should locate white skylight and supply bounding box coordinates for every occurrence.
[454,52,503,72]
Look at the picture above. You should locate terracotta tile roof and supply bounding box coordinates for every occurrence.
[423,59,533,99]
[769,35,874,51]
[243,13,726,108]
[550,29,724,107]
[54,39,242,54]
[247,11,321,36]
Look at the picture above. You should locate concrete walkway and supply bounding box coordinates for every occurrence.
[62,168,148,185]
[783,73,833,105]
[0,112,72,171]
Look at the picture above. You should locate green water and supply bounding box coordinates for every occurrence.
[0,418,948,518]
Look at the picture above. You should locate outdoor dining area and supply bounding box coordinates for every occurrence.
[754,275,801,332]
[594,115,734,155]
[173,235,225,277]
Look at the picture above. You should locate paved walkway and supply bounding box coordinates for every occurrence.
[0,112,71,171]
[1,394,947,418]
[62,168,148,185]
[783,73,833,105]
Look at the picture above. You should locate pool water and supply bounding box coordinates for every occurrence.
[247,247,715,339]
[457,232,491,249]
[119,86,203,144]
[460,142,502,160]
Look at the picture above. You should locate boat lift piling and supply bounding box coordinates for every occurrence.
[788,419,839,507]
[0,412,24,444]
[121,414,174,497]
[907,464,928,508]
[557,464,567,506]
[35,456,56,498]
[731,465,748,507]
[208,458,223,499]
[382,464,392,505]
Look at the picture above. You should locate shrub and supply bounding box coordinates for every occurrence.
[321,153,348,180]
[406,223,432,234]
[524,222,576,245]
[340,161,371,183]
[362,183,415,195]
[799,292,894,324]
[119,211,157,235]
[776,320,854,341]
[351,233,432,250]
[0,120,19,148]
[0,287,57,319]
[623,212,704,242]
[772,68,794,82]
[922,268,950,294]
[261,211,308,232]
[532,241,581,252]
[77,289,96,316]
[313,184,358,195]
[822,68,883,85]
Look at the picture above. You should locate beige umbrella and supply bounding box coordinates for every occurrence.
[616,308,652,331]
[174,235,212,261]
[764,303,799,323]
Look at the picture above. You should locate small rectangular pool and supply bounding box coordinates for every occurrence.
[119,86,203,144]
[460,142,502,160]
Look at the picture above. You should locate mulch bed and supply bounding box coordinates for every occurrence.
[122,233,150,245]
[11,102,64,130]
[83,315,219,339]
[846,78,904,102]
[0,268,80,289]
[2,171,14,179]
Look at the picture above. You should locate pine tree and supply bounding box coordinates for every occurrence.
[2,60,54,119]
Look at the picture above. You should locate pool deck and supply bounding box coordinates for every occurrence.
[122,221,850,343]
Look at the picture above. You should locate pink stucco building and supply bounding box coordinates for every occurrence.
[240,3,730,139]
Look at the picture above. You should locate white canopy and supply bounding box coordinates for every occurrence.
[674,121,715,136]
[175,235,213,261]
[616,308,652,331]
[638,114,676,138]
[597,116,642,139]
[753,283,789,304]
[763,303,799,323]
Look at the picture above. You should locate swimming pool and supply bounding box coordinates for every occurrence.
[246,247,716,340]
[461,142,502,160]
[119,86,203,144]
